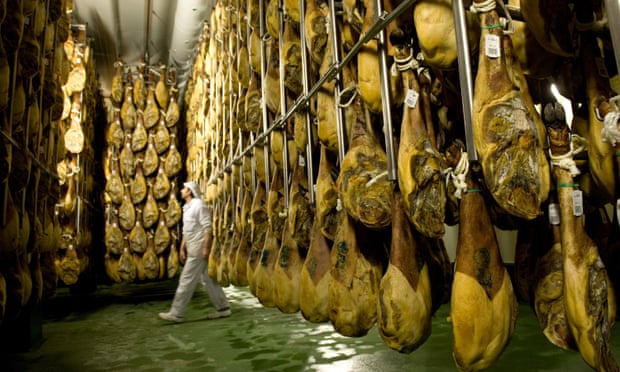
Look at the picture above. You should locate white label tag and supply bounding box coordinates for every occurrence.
[572,190,583,216]
[548,203,560,225]
[405,89,419,108]
[485,34,501,59]
[299,155,306,167]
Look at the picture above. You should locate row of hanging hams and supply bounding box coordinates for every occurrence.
[188,0,620,370]
[103,62,182,283]
[0,0,82,326]
[53,24,97,288]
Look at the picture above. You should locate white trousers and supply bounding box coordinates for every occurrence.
[169,252,230,318]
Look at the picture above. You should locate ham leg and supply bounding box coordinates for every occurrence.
[546,119,618,371]
[447,144,517,371]
[377,191,432,353]
[472,4,549,219]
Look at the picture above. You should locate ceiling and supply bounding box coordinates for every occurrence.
[71,0,216,104]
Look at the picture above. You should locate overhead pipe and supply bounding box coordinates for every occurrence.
[375,0,397,180]
[298,0,315,204]
[452,0,478,162]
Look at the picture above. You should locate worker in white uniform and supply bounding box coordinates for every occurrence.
[159,181,231,322]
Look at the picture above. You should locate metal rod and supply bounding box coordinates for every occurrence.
[604,0,620,81]
[328,0,347,164]
[259,0,271,188]
[299,0,315,204]
[375,3,397,180]
[452,0,478,162]
[278,0,290,208]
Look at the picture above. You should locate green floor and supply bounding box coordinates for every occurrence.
[1,280,615,371]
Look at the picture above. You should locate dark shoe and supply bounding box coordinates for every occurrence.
[207,308,231,319]
[159,312,182,323]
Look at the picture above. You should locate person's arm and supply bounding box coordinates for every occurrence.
[201,229,212,259]
[179,235,187,264]
[201,205,213,259]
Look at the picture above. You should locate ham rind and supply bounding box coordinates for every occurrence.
[447,145,517,371]
[472,9,549,220]
[378,192,432,353]
[546,121,618,371]
[329,211,382,337]
[397,47,446,238]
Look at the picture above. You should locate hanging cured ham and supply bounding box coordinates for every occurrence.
[142,185,159,229]
[143,233,160,280]
[105,208,123,256]
[118,239,137,282]
[153,118,171,155]
[131,113,148,152]
[337,93,393,229]
[106,111,124,151]
[471,2,549,219]
[155,65,169,111]
[233,188,253,287]
[154,212,171,256]
[130,162,147,204]
[118,186,136,231]
[397,49,445,238]
[111,61,124,104]
[129,214,147,255]
[134,63,146,108]
[300,219,332,323]
[167,232,180,279]
[247,181,268,290]
[447,145,517,371]
[304,0,328,65]
[546,117,618,371]
[315,146,338,240]
[164,182,182,227]
[153,162,171,200]
[253,171,286,307]
[378,192,432,353]
[165,141,182,177]
[328,210,383,337]
[413,0,479,70]
[143,135,159,177]
[282,20,302,96]
[273,158,312,313]
[119,139,136,180]
[144,86,159,129]
[120,84,137,131]
[530,197,576,351]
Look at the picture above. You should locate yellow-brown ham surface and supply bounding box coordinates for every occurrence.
[448,146,517,371]
[300,219,332,323]
[472,8,549,220]
[546,121,618,371]
[337,95,393,229]
[397,50,445,238]
[378,192,432,353]
[329,211,383,337]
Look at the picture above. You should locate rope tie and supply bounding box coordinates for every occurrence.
[549,135,586,177]
[338,85,358,108]
[601,110,620,146]
[394,49,419,72]
[444,152,469,199]
[365,171,388,188]
[469,0,496,13]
